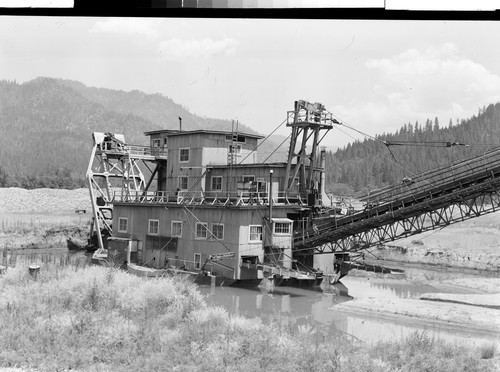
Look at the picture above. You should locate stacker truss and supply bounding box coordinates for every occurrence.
[294,146,500,255]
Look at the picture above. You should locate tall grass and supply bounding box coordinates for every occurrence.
[0,258,497,372]
[0,212,90,234]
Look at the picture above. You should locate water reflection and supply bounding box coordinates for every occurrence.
[200,284,354,339]
[199,269,499,347]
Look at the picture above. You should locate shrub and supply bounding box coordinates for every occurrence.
[0,260,497,371]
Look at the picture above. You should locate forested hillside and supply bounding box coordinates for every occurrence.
[325,103,500,196]
[0,77,282,189]
[1,77,498,193]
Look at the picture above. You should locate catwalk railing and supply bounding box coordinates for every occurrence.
[293,146,500,254]
[112,189,307,206]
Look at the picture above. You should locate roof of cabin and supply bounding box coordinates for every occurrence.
[144,129,264,139]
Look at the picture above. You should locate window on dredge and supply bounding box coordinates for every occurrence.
[211,176,222,191]
[211,223,224,240]
[179,176,188,190]
[179,148,189,162]
[171,221,182,238]
[274,222,291,234]
[148,219,159,235]
[195,222,208,239]
[118,217,128,233]
[249,225,263,241]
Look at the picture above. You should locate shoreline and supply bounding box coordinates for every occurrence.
[334,297,500,337]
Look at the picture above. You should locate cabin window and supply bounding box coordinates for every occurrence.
[152,139,161,148]
[148,219,159,235]
[195,222,208,239]
[171,221,182,238]
[180,148,189,162]
[211,223,224,240]
[194,253,202,270]
[274,222,291,235]
[211,176,222,191]
[249,225,263,242]
[118,217,128,233]
[242,175,255,183]
[225,134,246,143]
[163,137,168,147]
[179,176,188,190]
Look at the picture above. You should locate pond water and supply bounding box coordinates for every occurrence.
[198,264,500,347]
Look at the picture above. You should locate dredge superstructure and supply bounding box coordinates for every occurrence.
[86,101,500,286]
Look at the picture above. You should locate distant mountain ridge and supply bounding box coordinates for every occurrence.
[2,77,497,194]
[0,77,284,188]
[54,78,258,134]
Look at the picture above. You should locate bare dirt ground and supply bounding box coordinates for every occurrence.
[0,188,91,249]
[0,187,91,213]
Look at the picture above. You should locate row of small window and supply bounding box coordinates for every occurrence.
[118,217,224,240]
[149,146,243,165]
[211,175,258,191]
[150,147,188,162]
[248,224,292,239]
[152,138,168,147]
[118,217,269,241]
[178,174,257,191]
[152,135,246,149]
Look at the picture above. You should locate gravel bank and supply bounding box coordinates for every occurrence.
[334,297,500,334]
[420,293,500,309]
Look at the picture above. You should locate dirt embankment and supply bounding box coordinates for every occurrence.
[0,187,91,213]
[0,188,91,250]
[365,213,500,272]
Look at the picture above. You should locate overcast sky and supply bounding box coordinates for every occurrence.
[1,17,499,149]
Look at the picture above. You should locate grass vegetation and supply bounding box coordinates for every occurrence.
[0,258,497,372]
[0,212,90,234]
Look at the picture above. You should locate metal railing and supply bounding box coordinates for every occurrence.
[361,146,500,207]
[286,109,335,127]
[98,144,168,159]
[113,190,170,203]
[177,190,305,206]
[112,189,306,206]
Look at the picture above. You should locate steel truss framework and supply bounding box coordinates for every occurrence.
[284,100,336,196]
[297,190,500,255]
[294,145,500,256]
[87,132,147,250]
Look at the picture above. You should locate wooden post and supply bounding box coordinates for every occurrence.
[29,264,40,280]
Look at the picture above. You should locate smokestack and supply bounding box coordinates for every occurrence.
[178,117,182,131]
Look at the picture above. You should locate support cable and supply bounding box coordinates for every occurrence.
[261,133,292,163]
[237,117,288,165]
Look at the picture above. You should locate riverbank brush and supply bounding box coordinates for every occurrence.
[0,259,497,371]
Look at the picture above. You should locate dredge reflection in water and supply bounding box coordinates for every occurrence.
[198,269,499,347]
